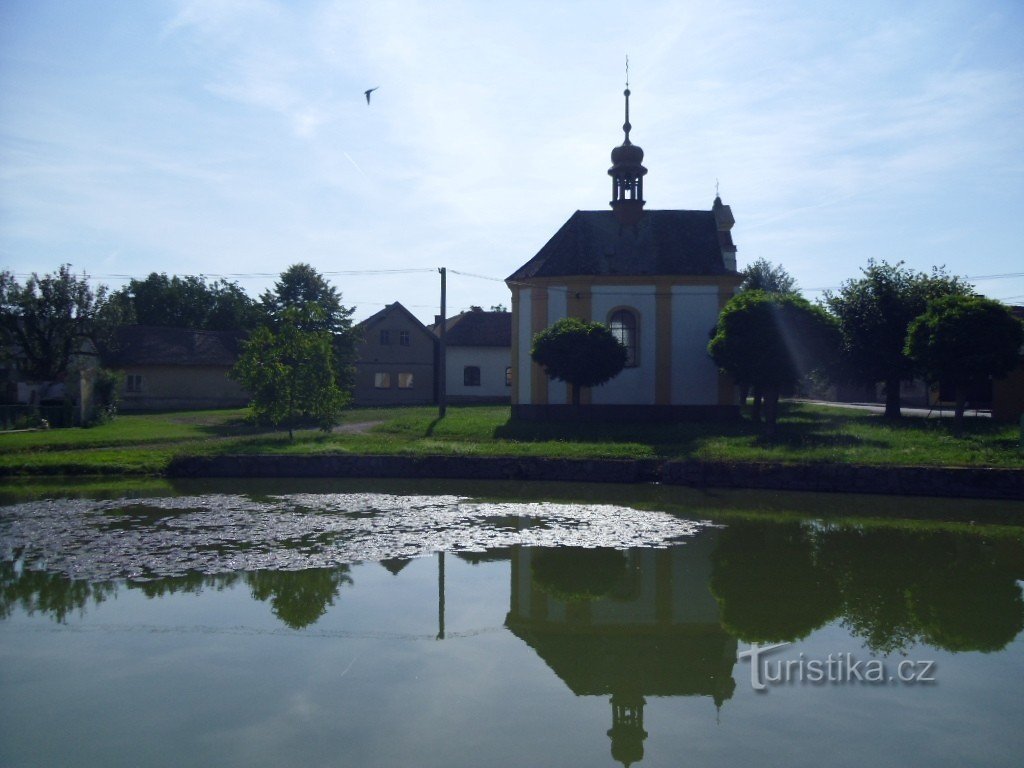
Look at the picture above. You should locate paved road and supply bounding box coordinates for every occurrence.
[791,399,992,419]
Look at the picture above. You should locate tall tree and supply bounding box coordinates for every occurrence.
[708,290,839,434]
[230,305,347,439]
[260,263,359,393]
[740,257,799,295]
[0,265,113,384]
[824,260,971,418]
[531,317,628,407]
[108,273,258,331]
[905,295,1023,432]
[260,263,352,333]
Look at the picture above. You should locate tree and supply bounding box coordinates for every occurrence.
[260,263,358,393]
[108,272,259,332]
[824,260,970,418]
[0,265,113,384]
[260,263,352,334]
[708,291,839,434]
[246,567,352,629]
[905,295,1023,432]
[739,257,799,295]
[230,306,347,439]
[530,317,627,406]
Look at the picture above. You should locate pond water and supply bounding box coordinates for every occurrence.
[1,479,1022,768]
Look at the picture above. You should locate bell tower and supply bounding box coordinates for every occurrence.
[608,66,647,225]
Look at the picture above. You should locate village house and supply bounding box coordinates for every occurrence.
[352,302,437,406]
[506,86,743,420]
[431,307,512,403]
[104,325,248,411]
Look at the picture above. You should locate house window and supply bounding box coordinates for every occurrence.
[126,374,143,393]
[374,372,391,389]
[399,330,410,346]
[505,366,512,387]
[398,373,414,389]
[464,366,481,387]
[379,330,391,345]
[609,308,638,367]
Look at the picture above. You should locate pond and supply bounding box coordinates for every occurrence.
[1,479,1022,767]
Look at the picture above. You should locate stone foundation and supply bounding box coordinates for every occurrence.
[166,455,1024,500]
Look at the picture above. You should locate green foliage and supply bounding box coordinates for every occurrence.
[85,368,122,427]
[710,521,841,642]
[259,263,359,392]
[260,263,352,334]
[823,260,971,417]
[108,272,259,332]
[231,306,348,439]
[246,567,352,629]
[739,257,799,295]
[0,265,111,383]
[906,295,1023,429]
[709,291,839,431]
[531,317,628,405]
[906,295,1023,386]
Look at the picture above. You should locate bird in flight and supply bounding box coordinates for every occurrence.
[364,87,379,105]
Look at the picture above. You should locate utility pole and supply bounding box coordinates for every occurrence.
[438,267,447,418]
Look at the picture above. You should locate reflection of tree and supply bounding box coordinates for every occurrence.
[0,563,354,630]
[0,561,117,623]
[132,572,242,598]
[710,522,841,643]
[531,548,629,602]
[710,520,1024,654]
[820,528,1024,654]
[246,567,352,629]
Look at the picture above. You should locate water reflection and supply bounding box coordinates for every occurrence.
[2,498,1023,766]
[246,568,353,629]
[506,532,736,765]
[4,520,1021,656]
[818,526,1024,653]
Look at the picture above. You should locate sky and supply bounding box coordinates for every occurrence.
[2,0,1022,324]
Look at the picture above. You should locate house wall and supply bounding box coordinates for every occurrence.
[354,309,436,406]
[353,362,435,406]
[118,365,248,411]
[590,285,656,405]
[992,364,1024,423]
[670,286,722,406]
[514,287,533,406]
[510,278,738,414]
[445,346,511,402]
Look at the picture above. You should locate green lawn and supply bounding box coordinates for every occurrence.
[0,402,1020,476]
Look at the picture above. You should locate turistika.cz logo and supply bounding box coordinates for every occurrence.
[737,642,937,691]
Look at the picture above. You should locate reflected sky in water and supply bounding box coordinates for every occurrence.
[1,482,1022,767]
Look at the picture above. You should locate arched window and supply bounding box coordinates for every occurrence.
[608,309,638,367]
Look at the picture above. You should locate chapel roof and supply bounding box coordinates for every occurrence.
[507,209,735,282]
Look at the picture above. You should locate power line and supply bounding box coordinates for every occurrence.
[5,268,437,280]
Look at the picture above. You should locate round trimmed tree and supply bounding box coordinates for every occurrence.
[905,294,1023,432]
[530,317,628,407]
[708,290,839,434]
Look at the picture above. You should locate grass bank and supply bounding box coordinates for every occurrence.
[0,402,1020,477]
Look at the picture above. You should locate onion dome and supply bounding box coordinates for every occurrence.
[608,86,647,224]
